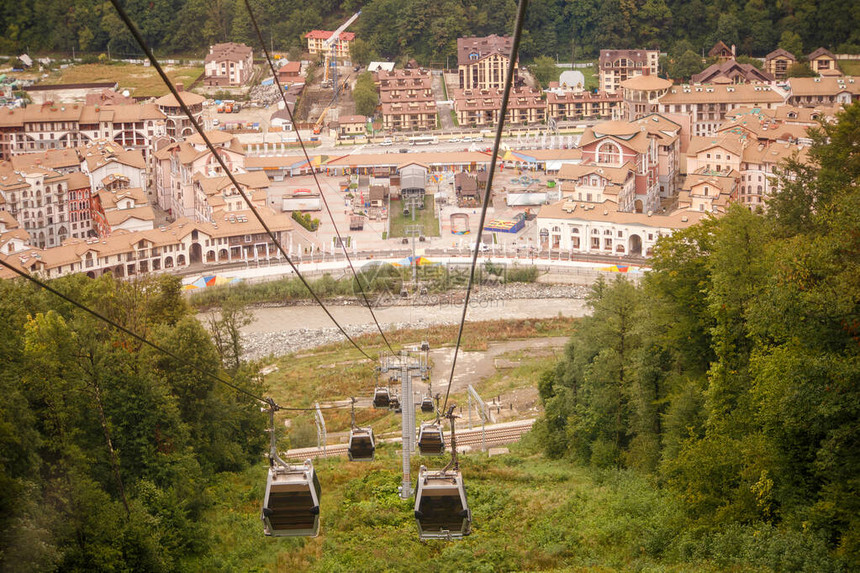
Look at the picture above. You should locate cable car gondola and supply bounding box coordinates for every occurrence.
[347,397,375,461]
[261,401,321,537]
[262,459,322,537]
[373,386,390,408]
[420,396,435,413]
[414,409,471,540]
[420,384,436,413]
[417,421,445,456]
[348,427,376,461]
[389,394,401,413]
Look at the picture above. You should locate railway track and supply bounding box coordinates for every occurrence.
[285,418,535,461]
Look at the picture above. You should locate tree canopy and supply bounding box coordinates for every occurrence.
[534,102,860,570]
[2,0,858,63]
[0,274,266,571]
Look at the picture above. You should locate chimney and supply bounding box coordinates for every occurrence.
[731,44,736,57]
[175,83,184,92]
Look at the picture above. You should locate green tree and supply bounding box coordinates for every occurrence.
[530,55,560,88]
[786,62,817,77]
[353,71,379,117]
[778,30,804,58]
[671,49,704,81]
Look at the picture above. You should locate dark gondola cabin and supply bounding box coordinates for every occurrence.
[261,460,321,537]
[373,387,390,408]
[348,427,376,461]
[417,422,445,456]
[420,396,435,413]
[414,466,472,540]
[389,395,401,413]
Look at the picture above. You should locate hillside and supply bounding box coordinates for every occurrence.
[2,0,858,64]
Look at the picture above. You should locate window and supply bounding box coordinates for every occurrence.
[617,231,623,238]
[244,235,252,243]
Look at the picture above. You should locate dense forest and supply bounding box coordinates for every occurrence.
[534,103,860,570]
[0,273,267,571]
[2,0,859,64]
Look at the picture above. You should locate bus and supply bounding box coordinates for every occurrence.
[408,136,439,146]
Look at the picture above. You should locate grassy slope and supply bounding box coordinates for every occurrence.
[43,63,204,97]
[262,317,576,439]
[190,442,729,572]
[187,317,839,572]
[838,59,860,76]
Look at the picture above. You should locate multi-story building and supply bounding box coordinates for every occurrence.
[452,87,545,127]
[785,76,860,107]
[91,187,154,236]
[561,117,667,215]
[192,171,269,223]
[691,60,774,84]
[764,49,796,81]
[155,86,205,141]
[685,127,808,208]
[204,43,254,87]
[631,113,682,199]
[535,197,706,256]
[66,171,93,240]
[153,130,246,220]
[620,74,673,121]
[457,35,517,90]
[599,49,659,93]
[678,172,735,214]
[807,48,839,75]
[0,101,165,162]
[305,30,354,61]
[79,141,147,193]
[0,165,71,248]
[708,41,735,62]
[376,69,437,131]
[657,83,785,136]
[0,210,293,280]
[545,90,622,121]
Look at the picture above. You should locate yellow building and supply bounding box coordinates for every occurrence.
[457,35,517,90]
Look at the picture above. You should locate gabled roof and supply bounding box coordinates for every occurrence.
[807,47,836,61]
[457,35,513,66]
[687,133,746,157]
[709,41,732,57]
[205,42,252,64]
[154,90,205,107]
[305,30,355,42]
[691,61,774,84]
[765,48,796,63]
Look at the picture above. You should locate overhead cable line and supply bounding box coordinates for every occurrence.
[243,0,395,355]
[442,0,530,414]
[1,258,361,412]
[106,0,373,361]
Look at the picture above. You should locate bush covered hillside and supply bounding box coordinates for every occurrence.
[533,103,860,570]
[3,0,859,64]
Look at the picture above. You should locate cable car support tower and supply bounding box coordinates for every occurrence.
[379,345,430,499]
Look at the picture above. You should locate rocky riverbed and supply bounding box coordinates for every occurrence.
[237,283,590,360]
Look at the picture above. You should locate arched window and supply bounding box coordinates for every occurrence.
[597,141,622,166]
